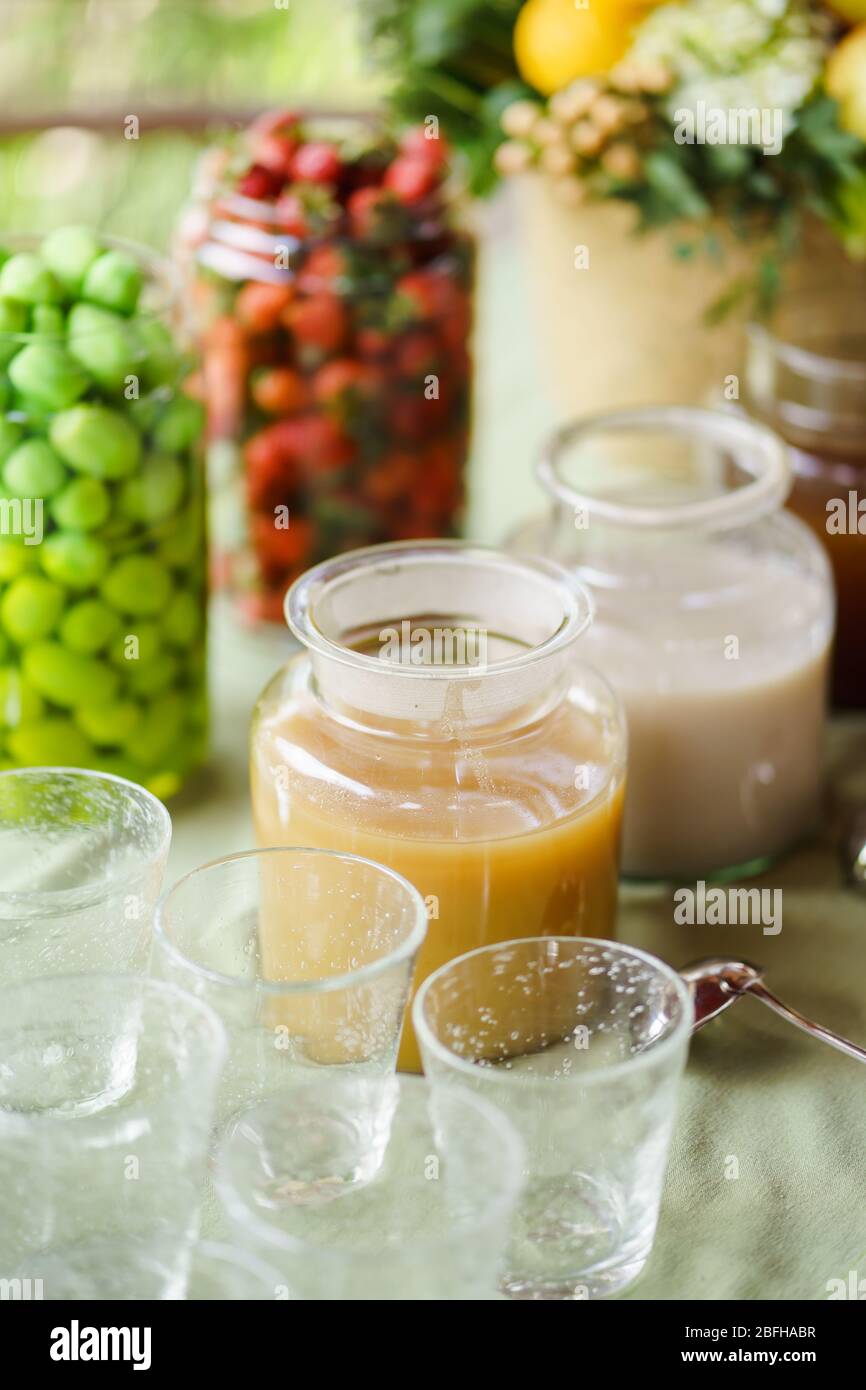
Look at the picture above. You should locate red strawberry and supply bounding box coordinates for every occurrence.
[290,142,341,185]
[252,515,315,570]
[251,368,308,416]
[360,452,417,507]
[389,392,450,441]
[399,127,450,169]
[244,432,297,508]
[277,415,355,472]
[298,245,349,294]
[394,330,441,379]
[394,271,439,321]
[356,327,392,361]
[237,164,282,200]
[248,109,302,142]
[251,133,298,179]
[273,192,309,238]
[346,186,394,239]
[312,359,383,406]
[384,156,439,204]
[286,294,348,353]
[234,281,294,334]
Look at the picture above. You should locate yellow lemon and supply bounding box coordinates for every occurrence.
[826,23,866,142]
[514,0,642,96]
[825,0,866,22]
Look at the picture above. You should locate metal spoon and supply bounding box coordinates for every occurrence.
[680,957,866,1065]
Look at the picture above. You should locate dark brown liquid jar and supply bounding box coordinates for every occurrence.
[744,287,866,708]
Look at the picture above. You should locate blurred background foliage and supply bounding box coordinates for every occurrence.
[0,0,384,245]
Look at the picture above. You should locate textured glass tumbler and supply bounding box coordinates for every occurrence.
[13,1239,288,1303]
[152,848,428,1128]
[0,768,171,983]
[413,938,692,1300]
[215,1073,525,1300]
[0,974,226,1299]
[182,1242,289,1301]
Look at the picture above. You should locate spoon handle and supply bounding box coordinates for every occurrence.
[745,981,866,1065]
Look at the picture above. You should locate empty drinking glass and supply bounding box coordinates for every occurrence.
[215,1073,525,1300]
[413,937,692,1300]
[182,1242,289,1301]
[151,848,428,1127]
[14,1239,288,1303]
[0,974,226,1299]
[0,767,171,983]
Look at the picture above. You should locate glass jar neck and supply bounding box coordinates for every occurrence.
[745,287,866,455]
[537,405,791,536]
[286,541,592,734]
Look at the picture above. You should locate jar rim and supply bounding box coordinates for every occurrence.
[284,539,594,680]
[537,405,791,532]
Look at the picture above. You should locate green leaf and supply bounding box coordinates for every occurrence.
[643,152,711,221]
[703,276,753,327]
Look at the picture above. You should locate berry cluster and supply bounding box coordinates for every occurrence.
[192,113,474,623]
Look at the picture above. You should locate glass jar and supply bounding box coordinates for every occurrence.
[744,287,866,708]
[509,406,834,882]
[179,116,474,624]
[250,540,626,1071]
[0,231,207,798]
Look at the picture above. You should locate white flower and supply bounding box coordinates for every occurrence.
[629,0,831,148]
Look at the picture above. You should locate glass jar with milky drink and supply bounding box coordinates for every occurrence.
[744,287,866,709]
[509,407,834,882]
[250,541,626,1072]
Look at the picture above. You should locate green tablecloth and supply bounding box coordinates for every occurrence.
[168,207,866,1301]
[620,725,866,1301]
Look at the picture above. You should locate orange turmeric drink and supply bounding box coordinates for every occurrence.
[250,542,626,1071]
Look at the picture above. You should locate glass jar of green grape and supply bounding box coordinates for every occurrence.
[0,230,207,799]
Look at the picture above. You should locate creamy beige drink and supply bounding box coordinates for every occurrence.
[511,406,836,880]
[579,543,832,878]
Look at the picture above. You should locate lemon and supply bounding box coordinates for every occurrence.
[825,0,866,21]
[827,23,866,142]
[514,0,642,96]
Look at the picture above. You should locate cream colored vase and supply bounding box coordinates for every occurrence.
[513,173,861,415]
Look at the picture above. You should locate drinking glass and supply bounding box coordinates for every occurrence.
[12,1240,288,1303]
[152,848,428,1126]
[413,937,692,1300]
[0,974,226,1300]
[215,1073,525,1300]
[182,1242,289,1301]
[0,767,172,983]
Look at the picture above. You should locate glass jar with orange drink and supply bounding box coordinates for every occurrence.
[250,540,626,1071]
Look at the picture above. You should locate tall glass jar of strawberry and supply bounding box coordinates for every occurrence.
[178,112,474,623]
